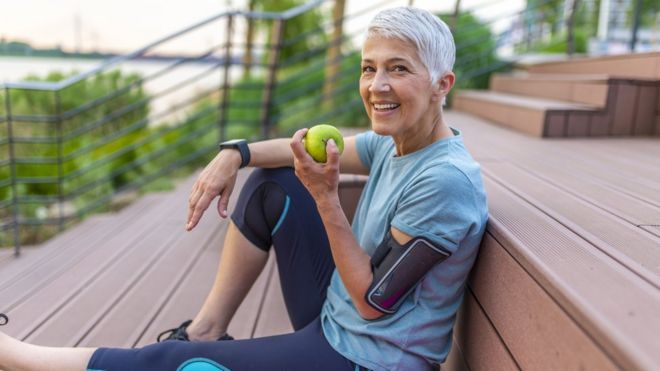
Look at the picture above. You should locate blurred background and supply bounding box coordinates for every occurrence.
[1,0,658,248]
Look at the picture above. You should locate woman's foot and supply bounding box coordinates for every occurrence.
[157,319,232,342]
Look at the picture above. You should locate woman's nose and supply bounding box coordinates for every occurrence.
[369,71,391,93]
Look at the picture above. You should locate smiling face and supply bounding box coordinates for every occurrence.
[360,36,444,145]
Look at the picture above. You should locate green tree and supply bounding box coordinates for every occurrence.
[254,0,327,63]
[444,12,501,93]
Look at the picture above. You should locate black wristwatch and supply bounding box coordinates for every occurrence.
[219,139,250,168]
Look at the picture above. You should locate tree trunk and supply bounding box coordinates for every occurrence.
[322,0,346,111]
[566,0,580,56]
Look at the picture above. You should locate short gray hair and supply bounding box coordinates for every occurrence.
[366,7,455,84]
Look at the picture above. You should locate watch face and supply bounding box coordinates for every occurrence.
[223,139,243,145]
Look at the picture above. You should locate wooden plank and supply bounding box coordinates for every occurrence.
[0,194,165,285]
[566,112,589,137]
[633,85,658,135]
[545,112,566,137]
[456,113,660,206]
[25,222,190,347]
[527,52,660,79]
[0,178,194,339]
[451,287,518,371]
[483,178,660,370]
[472,233,618,370]
[484,162,660,285]
[511,161,660,226]
[134,224,226,346]
[589,113,609,136]
[610,82,637,135]
[641,225,660,238]
[78,219,226,348]
[572,82,609,107]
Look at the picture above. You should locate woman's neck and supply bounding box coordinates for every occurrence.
[393,114,453,156]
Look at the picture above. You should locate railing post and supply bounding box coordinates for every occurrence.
[630,0,642,52]
[218,14,234,143]
[54,90,65,231]
[243,0,256,80]
[260,18,285,139]
[4,87,20,256]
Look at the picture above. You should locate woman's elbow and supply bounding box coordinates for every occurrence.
[356,301,385,321]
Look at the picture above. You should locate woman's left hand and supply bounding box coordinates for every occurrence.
[290,128,340,205]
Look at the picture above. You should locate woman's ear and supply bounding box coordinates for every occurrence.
[432,72,456,102]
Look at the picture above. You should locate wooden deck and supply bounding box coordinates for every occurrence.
[0,110,659,369]
[0,169,293,348]
[446,111,660,370]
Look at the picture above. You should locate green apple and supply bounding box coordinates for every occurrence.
[304,124,345,163]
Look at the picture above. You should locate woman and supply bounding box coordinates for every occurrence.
[0,6,487,370]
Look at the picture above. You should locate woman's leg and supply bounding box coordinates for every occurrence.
[188,167,335,338]
[0,330,95,371]
[89,318,354,371]
[186,222,269,340]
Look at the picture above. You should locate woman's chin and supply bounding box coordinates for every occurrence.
[370,122,395,137]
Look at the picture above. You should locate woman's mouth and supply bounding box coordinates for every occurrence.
[373,103,400,112]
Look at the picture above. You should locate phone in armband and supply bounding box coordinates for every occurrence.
[365,233,451,314]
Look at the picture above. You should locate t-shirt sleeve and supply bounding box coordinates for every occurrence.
[355,131,380,170]
[391,166,482,254]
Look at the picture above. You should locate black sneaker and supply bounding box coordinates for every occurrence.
[157,320,233,342]
[0,313,7,326]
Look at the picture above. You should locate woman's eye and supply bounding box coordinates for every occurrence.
[393,65,408,72]
[362,66,375,73]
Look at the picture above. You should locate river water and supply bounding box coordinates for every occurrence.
[0,56,228,124]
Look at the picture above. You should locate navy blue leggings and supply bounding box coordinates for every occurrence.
[87,168,357,371]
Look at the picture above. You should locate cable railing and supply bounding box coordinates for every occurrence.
[1,0,648,252]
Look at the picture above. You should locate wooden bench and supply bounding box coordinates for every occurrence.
[442,110,660,370]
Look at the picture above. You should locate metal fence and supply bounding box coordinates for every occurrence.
[1,0,647,253]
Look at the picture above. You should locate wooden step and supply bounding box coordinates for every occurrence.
[447,110,660,370]
[453,90,599,137]
[490,73,609,107]
[525,51,660,79]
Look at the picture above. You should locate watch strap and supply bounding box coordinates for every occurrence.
[219,139,250,168]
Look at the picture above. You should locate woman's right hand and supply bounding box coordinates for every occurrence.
[186,149,242,231]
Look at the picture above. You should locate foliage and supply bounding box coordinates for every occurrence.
[439,11,503,103]
[531,28,589,53]
[525,0,565,36]
[254,0,328,64]
[627,0,660,28]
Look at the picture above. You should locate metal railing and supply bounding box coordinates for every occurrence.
[1,0,648,253]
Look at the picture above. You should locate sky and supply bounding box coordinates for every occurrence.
[0,0,524,54]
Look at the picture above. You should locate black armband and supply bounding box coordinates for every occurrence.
[365,233,451,314]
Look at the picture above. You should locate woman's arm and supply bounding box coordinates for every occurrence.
[187,131,366,231]
[339,136,369,175]
[186,138,293,231]
[290,129,384,320]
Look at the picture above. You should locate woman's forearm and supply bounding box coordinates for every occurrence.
[247,138,295,168]
[316,197,383,320]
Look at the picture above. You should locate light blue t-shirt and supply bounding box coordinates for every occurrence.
[320,129,488,370]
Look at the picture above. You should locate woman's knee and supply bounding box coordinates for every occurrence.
[231,169,291,251]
